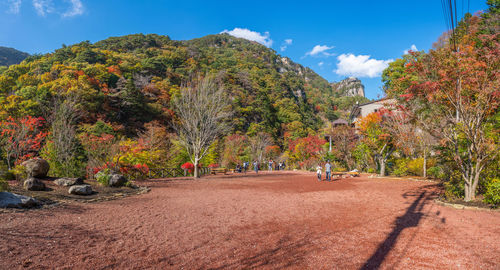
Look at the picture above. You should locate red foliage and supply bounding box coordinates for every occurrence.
[181,162,194,172]
[0,116,48,167]
[107,65,121,75]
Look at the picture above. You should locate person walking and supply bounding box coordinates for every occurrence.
[325,160,332,181]
[253,161,259,174]
[316,164,322,181]
[243,161,248,173]
[268,160,273,172]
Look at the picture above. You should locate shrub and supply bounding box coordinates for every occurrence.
[484,178,500,207]
[444,177,465,200]
[40,141,86,178]
[10,164,27,181]
[95,168,112,186]
[181,162,194,173]
[120,163,149,180]
[393,158,409,177]
[427,166,443,179]
[0,179,9,191]
[407,158,436,176]
[367,168,375,173]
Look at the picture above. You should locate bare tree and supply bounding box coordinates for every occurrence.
[329,125,357,170]
[173,75,231,178]
[48,94,84,177]
[249,132,273,163]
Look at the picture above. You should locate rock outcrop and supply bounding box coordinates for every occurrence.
[23,177,46,191]
[109,174,128,187]
[0,192,39,208]
[331,77,365,97]
[68,185,93,195]
[21,158,50,178]
[54,177,84,187]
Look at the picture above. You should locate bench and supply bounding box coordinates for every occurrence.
[211,168,228,175]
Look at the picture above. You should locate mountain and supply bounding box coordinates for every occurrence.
[0,46,30,66]
[331,77,365,97]
[0,33,339,143]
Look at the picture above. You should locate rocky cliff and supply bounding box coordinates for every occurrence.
[331,77,365,97]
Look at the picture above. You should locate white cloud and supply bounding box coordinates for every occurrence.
[318,61,324,67]
[32,0,54,16]
[9,0,83,17]
[221,28,273,47]
[8,0,22,14]
[62,0,83,17]
[306,45,335,57]
[280,39,293,51]
[403,44,418,54]
[335,53,393,78]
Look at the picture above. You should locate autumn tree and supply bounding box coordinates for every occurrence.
[221,134,248,168]
[173,75,231,178]
[328,125,357,170]
[385,14,499,201]
[357,112,394,176]
[288,134,326,169]
[0,116,48,169]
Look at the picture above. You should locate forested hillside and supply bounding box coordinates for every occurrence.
[0,46,29,66]
[0,34,348,140]
[0,33,362,178]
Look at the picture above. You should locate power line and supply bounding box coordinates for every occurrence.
[449,0,457,51]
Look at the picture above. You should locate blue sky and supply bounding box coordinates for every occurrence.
[0,0,489,99]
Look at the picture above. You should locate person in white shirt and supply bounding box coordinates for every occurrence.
[316,164,322,181]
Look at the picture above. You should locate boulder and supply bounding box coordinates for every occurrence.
[24,177,46,191]
[0,192,39,208]
[21,158,50,178]
[109,173,128,187]
[54,177,83,187]
[68,185,93,195]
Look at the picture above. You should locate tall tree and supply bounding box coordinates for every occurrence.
[173,75,231,178]
[386,15,499,201]
[357,112,394,176]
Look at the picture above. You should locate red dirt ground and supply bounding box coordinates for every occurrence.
[1,171,499,269]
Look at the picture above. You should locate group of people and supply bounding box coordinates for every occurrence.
[316,160,333,181]
[266,160,285,172]
[234,160,286,173]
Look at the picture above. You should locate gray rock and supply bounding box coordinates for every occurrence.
[68,185,93,195]
[54,177,83,187]
[330,77,365,97]
[21,158,50,178]
[0,192,39,208]
[24,177,46,191]
[109,174,128,187]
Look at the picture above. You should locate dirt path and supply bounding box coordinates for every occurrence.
[1,172,499,269]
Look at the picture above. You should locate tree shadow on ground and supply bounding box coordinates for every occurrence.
[361,187,437,270]
[211,233,317,269]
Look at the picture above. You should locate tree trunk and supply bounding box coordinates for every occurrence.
[193,158,199,178]
[464,181,472,202]
[379,157,386,177]
[423,151,427,178]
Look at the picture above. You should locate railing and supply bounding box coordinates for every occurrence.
[146,167,211,179]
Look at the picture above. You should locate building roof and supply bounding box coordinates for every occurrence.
[332,118,349,125]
